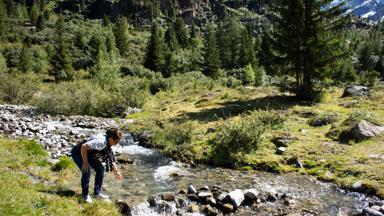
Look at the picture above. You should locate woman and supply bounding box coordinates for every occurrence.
[71,128,124,203]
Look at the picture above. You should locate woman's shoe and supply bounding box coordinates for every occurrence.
[83,195,93,203]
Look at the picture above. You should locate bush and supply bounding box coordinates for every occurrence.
[0,72,41,104]
[32,79,148,117]
[249,110,285,130]
[149,73,172,94]
[211,115,266,167]
[52,157,75,171]
[308,113,338,127]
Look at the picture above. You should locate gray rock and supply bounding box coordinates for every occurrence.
[148,195,157,207]
[272,134,297,147]
[352,120,384,141]
[188,185,197,194]
[244,189,259,202]
[207,128,216,133]
[342,85,371,97]
[198,191,213,200]
[115,200,131,216]
[226,189,244,209]
[207,197,217,206]
[188,204,199,213]
[160,192,175,201]
[116,155,134,164]
[217,192,228,202]
[363,208,384,216]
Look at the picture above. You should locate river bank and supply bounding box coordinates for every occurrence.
[1,103,384,215]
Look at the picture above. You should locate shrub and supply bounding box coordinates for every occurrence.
[211,115,266,167]
[308,113,338,127]
[52,157,75,171]
[149,73,172,94]
[0,72,41,104]
[249,110,285,130]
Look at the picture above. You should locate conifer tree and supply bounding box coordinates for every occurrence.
[93,43,120,87]
[36,14,45,30]
[165,26,179,51]
[19,41,33,73]
[217,16,242,69]
[174,17,188,48]
[30,0,40,25]
[163,46,177,77]
[144,21,165,73]
[0,0,8,38]
[272,0,348,100]
[50,15,74,81]
[114,16,130,56]
[203,25,221,78]
[239,28,256,68]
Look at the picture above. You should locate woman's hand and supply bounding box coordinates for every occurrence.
[114,171,123,180]
[81,162,90,173]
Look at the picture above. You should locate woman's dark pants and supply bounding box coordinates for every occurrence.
[71,145,105,198]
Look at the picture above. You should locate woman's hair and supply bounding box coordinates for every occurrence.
[106,128,123,141]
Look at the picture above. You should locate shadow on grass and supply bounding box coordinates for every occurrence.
[38,189,76,197]
[181,95,306,122]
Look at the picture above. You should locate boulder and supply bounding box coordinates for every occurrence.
[116,155,134,164]
[363,208,384,216]
[352,120,384,141]
[202,205,218,216]
[161,192,176,201]
[226,189,244,209]
[115,200,132,216]
[342,85,371,97]
[272,134,297,147]
[198,191,213,199]
[244,189,259,203]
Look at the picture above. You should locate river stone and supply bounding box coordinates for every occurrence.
[161,192,176,201]
[115,200,132,216]
[199,186,210,191]
[188,185,198,194]
[188,204,199,213]
[352,120,384,141]
[221,203,234,213]
[187,194,199,201]
[372,206,382,211]
[217,192,228,202]
[198,191,213,199]
[244,189,259,202]
[203,205,218,216]
[363,208,384,216]
[342,85,371,97]
[116,155,134,164]
[148,195,157,207]
[178,189,187,194]
[226,189,244,209]
[207,197,217,206]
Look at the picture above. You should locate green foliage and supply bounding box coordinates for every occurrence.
[30,0,40,25]
[36,14,45,30]
[52,157,75,171]
[144,21,165,74]
[0,72,40,104]
[24,140,47,157]
[173,18,188,48]
[203,25,220,78]
[50,15,74,81]
[32,79,147,117]
[19,43,33,73]
[114,16,130,56]
[0,52,7,72]
[92,45,120,87]
[272,0,348,100]
[244,63,255,85]
[211,114,266,167]
[0,0,7,38]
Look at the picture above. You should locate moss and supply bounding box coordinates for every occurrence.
[52,157,76,171]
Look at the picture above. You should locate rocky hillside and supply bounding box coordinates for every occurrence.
[333,0,384,21]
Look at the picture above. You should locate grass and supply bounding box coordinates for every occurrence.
[128,85,384,198]
[0,139,120,216]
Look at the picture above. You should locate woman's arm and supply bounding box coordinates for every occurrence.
[112,162,123,180]
[80,144,90,173]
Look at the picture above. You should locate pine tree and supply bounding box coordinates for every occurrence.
[239,28,256,68]
[0,0,8,38]
[174,17,188,48]
[19,42,33,73]
[259,28,274,75]
[50,15,74,81]
[93,43,120,87]
[165,26,179,51]
[144,21,165,73]
[203,25,221,78]
[163,46,177,78]
[272,0,348,100]
[30,0,40,25]
[36,14,45,30]
[114,16,130,56]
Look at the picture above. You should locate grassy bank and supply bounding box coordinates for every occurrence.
[0,138,120,216]
[128,85,384,198]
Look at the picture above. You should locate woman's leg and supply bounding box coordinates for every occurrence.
[71,145,91,198]
[88,157,105,195]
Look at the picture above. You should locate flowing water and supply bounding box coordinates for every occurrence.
[99,134,373,216]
